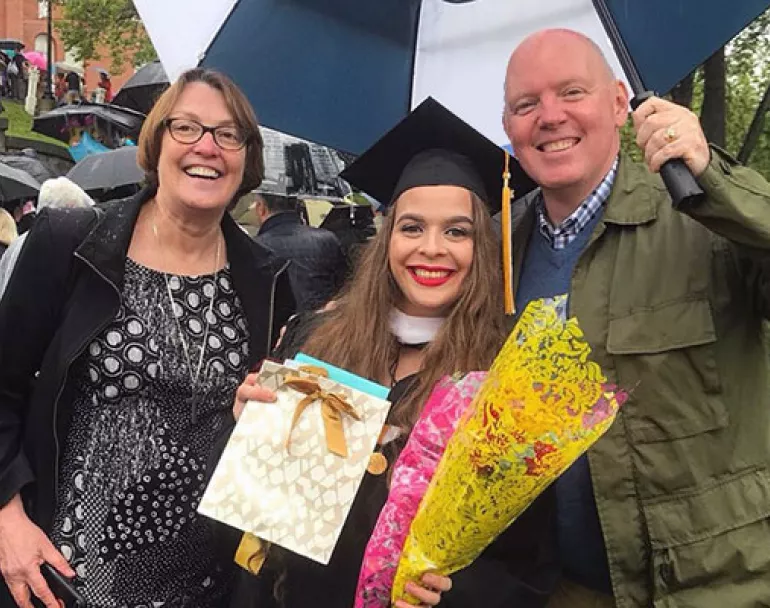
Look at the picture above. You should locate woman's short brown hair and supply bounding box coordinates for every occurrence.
[136,68,264,199]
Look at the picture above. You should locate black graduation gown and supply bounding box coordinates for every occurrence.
[229,314,559,608]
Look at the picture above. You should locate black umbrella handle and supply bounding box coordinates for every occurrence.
[631,91,705,210]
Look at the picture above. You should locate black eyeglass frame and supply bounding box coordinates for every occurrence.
[164,117,251,151]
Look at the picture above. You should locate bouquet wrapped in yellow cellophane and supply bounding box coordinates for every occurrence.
[386,295,627,604]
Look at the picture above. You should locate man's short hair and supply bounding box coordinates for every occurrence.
[260,193,297,215]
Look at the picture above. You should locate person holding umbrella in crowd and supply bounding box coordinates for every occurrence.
[252,192,348,312]
[5,54,21,101]
[54,72,67,104]
[0,68,294,607]
[501,29,770,607]
[65,70,81,104]
[0,52,8,98]
[97,69,113,103]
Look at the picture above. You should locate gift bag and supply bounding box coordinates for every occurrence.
[198,360,392,564]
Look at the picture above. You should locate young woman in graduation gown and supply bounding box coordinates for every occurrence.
[223,100,559,608]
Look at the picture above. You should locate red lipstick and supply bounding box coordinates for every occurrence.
[408,266,455,287]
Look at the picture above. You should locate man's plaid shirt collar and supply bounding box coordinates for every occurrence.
[535,157,619,250]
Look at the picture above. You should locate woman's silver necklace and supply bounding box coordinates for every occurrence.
[152,215,221,424]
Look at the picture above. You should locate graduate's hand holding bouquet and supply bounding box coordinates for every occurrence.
[355,296,628,606]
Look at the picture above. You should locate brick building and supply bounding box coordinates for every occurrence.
[1,0,134,99]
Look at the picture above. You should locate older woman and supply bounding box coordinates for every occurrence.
[0,69,294,608]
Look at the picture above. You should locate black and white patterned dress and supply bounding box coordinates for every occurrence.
[50,258,250,607]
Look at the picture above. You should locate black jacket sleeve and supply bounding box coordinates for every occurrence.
[443,488,560,607]
[0,208,98,507]
[327,233,350,300]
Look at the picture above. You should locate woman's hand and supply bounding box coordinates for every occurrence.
[394,573,452,607]
[0,495,75,608]
[233,372,277,421]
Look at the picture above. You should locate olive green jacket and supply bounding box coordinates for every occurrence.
[509,148,770,607]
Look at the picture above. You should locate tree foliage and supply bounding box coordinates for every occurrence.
[621,8,770,180]
[53,0,156,73]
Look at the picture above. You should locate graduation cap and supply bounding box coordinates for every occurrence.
[340,96,536,315]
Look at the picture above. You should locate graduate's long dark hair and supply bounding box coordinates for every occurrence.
[302,190,507,432]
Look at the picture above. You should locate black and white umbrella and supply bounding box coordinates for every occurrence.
[135,0,770,206]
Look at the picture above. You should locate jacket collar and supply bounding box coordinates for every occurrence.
[75,187,149,288]
[511,189,538,300]
[258,211,302,235]
[76,186,278,289]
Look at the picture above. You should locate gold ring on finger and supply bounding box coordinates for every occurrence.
[665,126,677,143]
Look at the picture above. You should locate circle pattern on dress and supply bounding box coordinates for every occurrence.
[50,259,249,607]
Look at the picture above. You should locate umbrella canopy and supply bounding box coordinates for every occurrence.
[55,61,84,76]
[596,0,769,96]
[66,147,145,194]
[33,102,146,144]
[0,162,41,203]
[112,60,170,114]
[135,0,770,155]
[0,152,56,184]
[22,51,47,71]
[0,39,24,52]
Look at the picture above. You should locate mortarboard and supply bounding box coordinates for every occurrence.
[340,97,536,314]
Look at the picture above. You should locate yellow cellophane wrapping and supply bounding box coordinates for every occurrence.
[392,296,625,603]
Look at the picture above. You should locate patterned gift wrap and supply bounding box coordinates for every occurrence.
[198,361,392,564]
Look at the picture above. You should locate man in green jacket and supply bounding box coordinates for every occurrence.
[502,29,770,607]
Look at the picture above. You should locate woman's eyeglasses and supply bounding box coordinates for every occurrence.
[165,118,248,151]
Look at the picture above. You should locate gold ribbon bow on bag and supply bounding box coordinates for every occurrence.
[283,375,361,458]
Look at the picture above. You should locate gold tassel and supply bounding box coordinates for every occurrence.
[502,152,515,315]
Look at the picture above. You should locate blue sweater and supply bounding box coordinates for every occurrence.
[514,211,613,594]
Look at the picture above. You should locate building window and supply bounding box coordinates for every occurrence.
[35,34,52,56]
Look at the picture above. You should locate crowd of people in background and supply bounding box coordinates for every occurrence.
[0,52,29,101]
[1,50,110,106]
